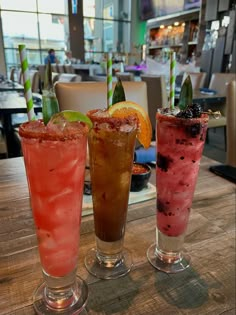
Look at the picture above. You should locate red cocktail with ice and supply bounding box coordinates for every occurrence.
[20,114,89,314]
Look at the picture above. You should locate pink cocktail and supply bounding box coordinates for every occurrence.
[20,118,89,314]
[147,109,208,273]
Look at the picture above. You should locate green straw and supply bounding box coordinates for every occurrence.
[18,44,35,121]
[169,50,176,110]
[107,52,113,108]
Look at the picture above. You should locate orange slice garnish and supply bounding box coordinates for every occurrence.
[108,101,152,149]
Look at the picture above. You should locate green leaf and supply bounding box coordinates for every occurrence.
[42,91,59,125]
[112,78,126,105]
[42,61,59,125]
[52,110,93,129]
[178,75,193,110]
[44,60,53,90]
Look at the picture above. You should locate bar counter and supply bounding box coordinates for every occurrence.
[0,156,235,314]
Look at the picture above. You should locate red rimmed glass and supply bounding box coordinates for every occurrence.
[20,120,89,314]
[147,110,208,273]
[84,109,138,279]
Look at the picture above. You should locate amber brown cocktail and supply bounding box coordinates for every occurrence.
[84,109,138,279]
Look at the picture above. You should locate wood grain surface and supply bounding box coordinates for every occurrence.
[0,156,235,315]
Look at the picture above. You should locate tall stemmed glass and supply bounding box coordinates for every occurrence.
[19,117,89,314]
[84,109,138,279]
[147,109,208,273]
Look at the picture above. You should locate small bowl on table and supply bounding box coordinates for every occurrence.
[130,163,152,192]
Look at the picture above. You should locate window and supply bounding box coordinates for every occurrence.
[1,0,69,73]
[37,0,67,14]
[0,0,37,12]
[83,0,131,63]
[0,0,132,73]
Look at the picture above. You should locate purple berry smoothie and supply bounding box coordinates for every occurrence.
[156,111,208,237]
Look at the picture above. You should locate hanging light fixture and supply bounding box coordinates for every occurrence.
[71,0,78,14]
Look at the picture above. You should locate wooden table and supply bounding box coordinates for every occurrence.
[0,156,235,315]
[0,93,42,158]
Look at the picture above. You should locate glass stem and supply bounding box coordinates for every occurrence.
[42,270,78,310]
[156,228,186,264]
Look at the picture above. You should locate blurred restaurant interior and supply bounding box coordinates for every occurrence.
[0,1,236,314]
[0,0,236,162]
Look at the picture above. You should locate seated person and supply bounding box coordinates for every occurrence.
[64,50,73,64]
[44,49,59,65]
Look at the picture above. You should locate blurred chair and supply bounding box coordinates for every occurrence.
[206,103,227,150]
[37,64,46,91]
[206,73,236,149]
[51,64,58,73]
[208,80,236,183]
[141,74,168,139]
[0,126,7,158]
[208,73,236,95]
[57,64,65,74]
[58,73,82,82]
[116,72,134,81]
[226,80,236,167]
[181,72,207,89]
[37,64,46,85]
[55,81,148,114]
[52,72,60,85]
[29,70,40,93]
[64,64,75,74]
[40,71,60,88]
[17,68,22,84]
[9,68,16,82]
[18,69,40,93]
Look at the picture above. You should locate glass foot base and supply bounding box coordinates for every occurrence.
[147,243,191,274]
[33,276,88,314]
[84,247,133,279]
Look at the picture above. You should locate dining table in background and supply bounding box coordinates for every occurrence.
[72,64,103,80]
[0,81,24,93]
[125,64,147,76]
[0,156,235,315]
[0,92,42,158]
[175,89,226,107]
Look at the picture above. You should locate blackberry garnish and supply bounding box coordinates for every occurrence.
[176,109,193,119]
[189,103,202,118]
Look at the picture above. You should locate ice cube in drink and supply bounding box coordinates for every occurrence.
[20,119,88,277]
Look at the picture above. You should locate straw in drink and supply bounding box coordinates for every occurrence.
[106,52,113,108]
[18,44,91,314]
[147,76,208,273]
[18,44,35,121]
[84,80,152,279]
[169,50,176,110]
